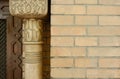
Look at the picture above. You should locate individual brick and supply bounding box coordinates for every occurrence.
[51,69,86,78]
[99,37,120,46]
[88,27,120,36]
[87,6,120,15]
[88,47,120,57]
[75,0,97,4]
[51,5,86,14]
[51,0,74,4]
[51,37,74,46]
[75,58,97,67]
[99,16,120,25]
[51,15,74,25]
[51,58,73,67]
[75,16,98,25]
[75,37,98,46]
[87,69,120,78]
[51,47,86,57]
[51,26,86,36]
[99,0,120,5]
[99,58,120,68]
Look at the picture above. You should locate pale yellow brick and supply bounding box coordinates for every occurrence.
[51,37,74,46]
[51,15,74,25]
[75,37,98,46]
[51,47,86,57]
[99,0,120,5]
[52,0,74,4]
[75,16,98,25]
[51,69,85,78]
[88,47,120,56]
[75,0,97,4]
[75,58,97,67]
[51,1,120,79]
[51,58,73,67]
[87,69,120,78]
[99,58,120,68]
[99,16,120,25]
[87,6,120,15]
[99,37,120,46]
[51,26,86,36]
[88,27,120,36]
[51,5,86,14]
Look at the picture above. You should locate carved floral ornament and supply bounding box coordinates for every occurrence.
[9,0,48,18]
[9,0,48,79]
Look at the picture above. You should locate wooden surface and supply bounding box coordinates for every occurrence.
[0,0,9,19]
[0,1,23,79]
[7,16,22,79]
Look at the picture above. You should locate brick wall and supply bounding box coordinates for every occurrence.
[51,0,120,79]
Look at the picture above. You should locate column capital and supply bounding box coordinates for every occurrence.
[9,0,48,19]
[9,0,48,79]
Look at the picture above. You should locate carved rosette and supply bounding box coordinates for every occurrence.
[9,0,48,79]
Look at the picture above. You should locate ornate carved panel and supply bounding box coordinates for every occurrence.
[9,0,48,18]
[7,16,22,79]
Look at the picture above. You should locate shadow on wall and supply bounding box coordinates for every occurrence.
[42,0,51,79]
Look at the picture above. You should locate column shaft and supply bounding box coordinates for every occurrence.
[23,19,43,79]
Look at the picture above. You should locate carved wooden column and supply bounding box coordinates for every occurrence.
[9,0,48,79]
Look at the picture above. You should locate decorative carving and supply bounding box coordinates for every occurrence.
[23,19,43,42]
[7,16,22,79]
[9,0,48,79]
[9,0,47,18]
[23,19,43,63]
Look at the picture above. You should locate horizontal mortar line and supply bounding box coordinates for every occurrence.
[90,4,120,6]
[51,4,75,5]
[98,67,120,69]
[51,56,120,58]
[51,57,98,58]
[51,67,86,69]
[86,56,120,58]
[51,56,120,59]
[51,78,86,79]
[51,4,120,6]
[87,68,120,69]
[51,14,120,16]
[87,78,120,79]
[52,45,120,48]
[51,67,120,69]
[51,25,120,27]
[51,24,120,26]
[50,46,80,48]
[51,77,120,79]
[51,23,98,25]
[52,78,120,79]
[51,14,75,16]
[74,46,120,47]
[51,45,120,47]
[51,35,120,37]
[51,67,87,69]
[51,46,75,47]
[85,14,120,16]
